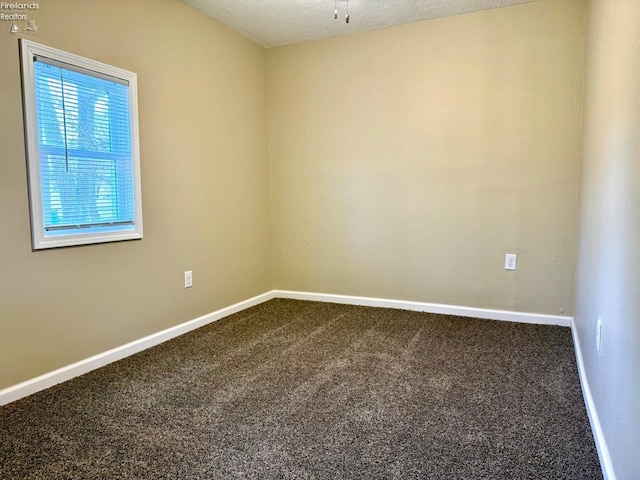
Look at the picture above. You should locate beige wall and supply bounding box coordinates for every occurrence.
[575,0,640,477]
[0,0,271,389]
[268,0,586,315]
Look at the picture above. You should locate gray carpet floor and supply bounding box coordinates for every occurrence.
[0,299,602,479]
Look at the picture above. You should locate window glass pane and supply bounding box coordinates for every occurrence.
[34,60,135,231]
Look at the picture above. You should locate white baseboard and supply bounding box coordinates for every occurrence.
[274,290,572,327]
[0,291,275,406]
[571,320,616,480]
[0,289,572,407]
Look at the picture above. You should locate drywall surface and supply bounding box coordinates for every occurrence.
[268,0,586,315]
[574,0,640,477]
[182,0,538,48]
[0,0,271,388]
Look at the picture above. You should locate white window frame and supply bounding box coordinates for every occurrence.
[19,39,143,250]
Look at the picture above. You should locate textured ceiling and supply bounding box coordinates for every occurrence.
[181,0,539,48]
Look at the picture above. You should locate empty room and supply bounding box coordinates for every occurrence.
[0,0,638,478]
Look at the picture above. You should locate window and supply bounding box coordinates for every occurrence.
[20,39,143,249]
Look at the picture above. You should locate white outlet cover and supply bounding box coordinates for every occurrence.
[505,253,517,271]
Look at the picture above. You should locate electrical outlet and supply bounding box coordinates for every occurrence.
[184,270,193,288]
[596,318,602,352]
[505,253,517,271]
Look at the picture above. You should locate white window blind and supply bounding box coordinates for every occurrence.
[35,59,135,231]
[20,40,143,249]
